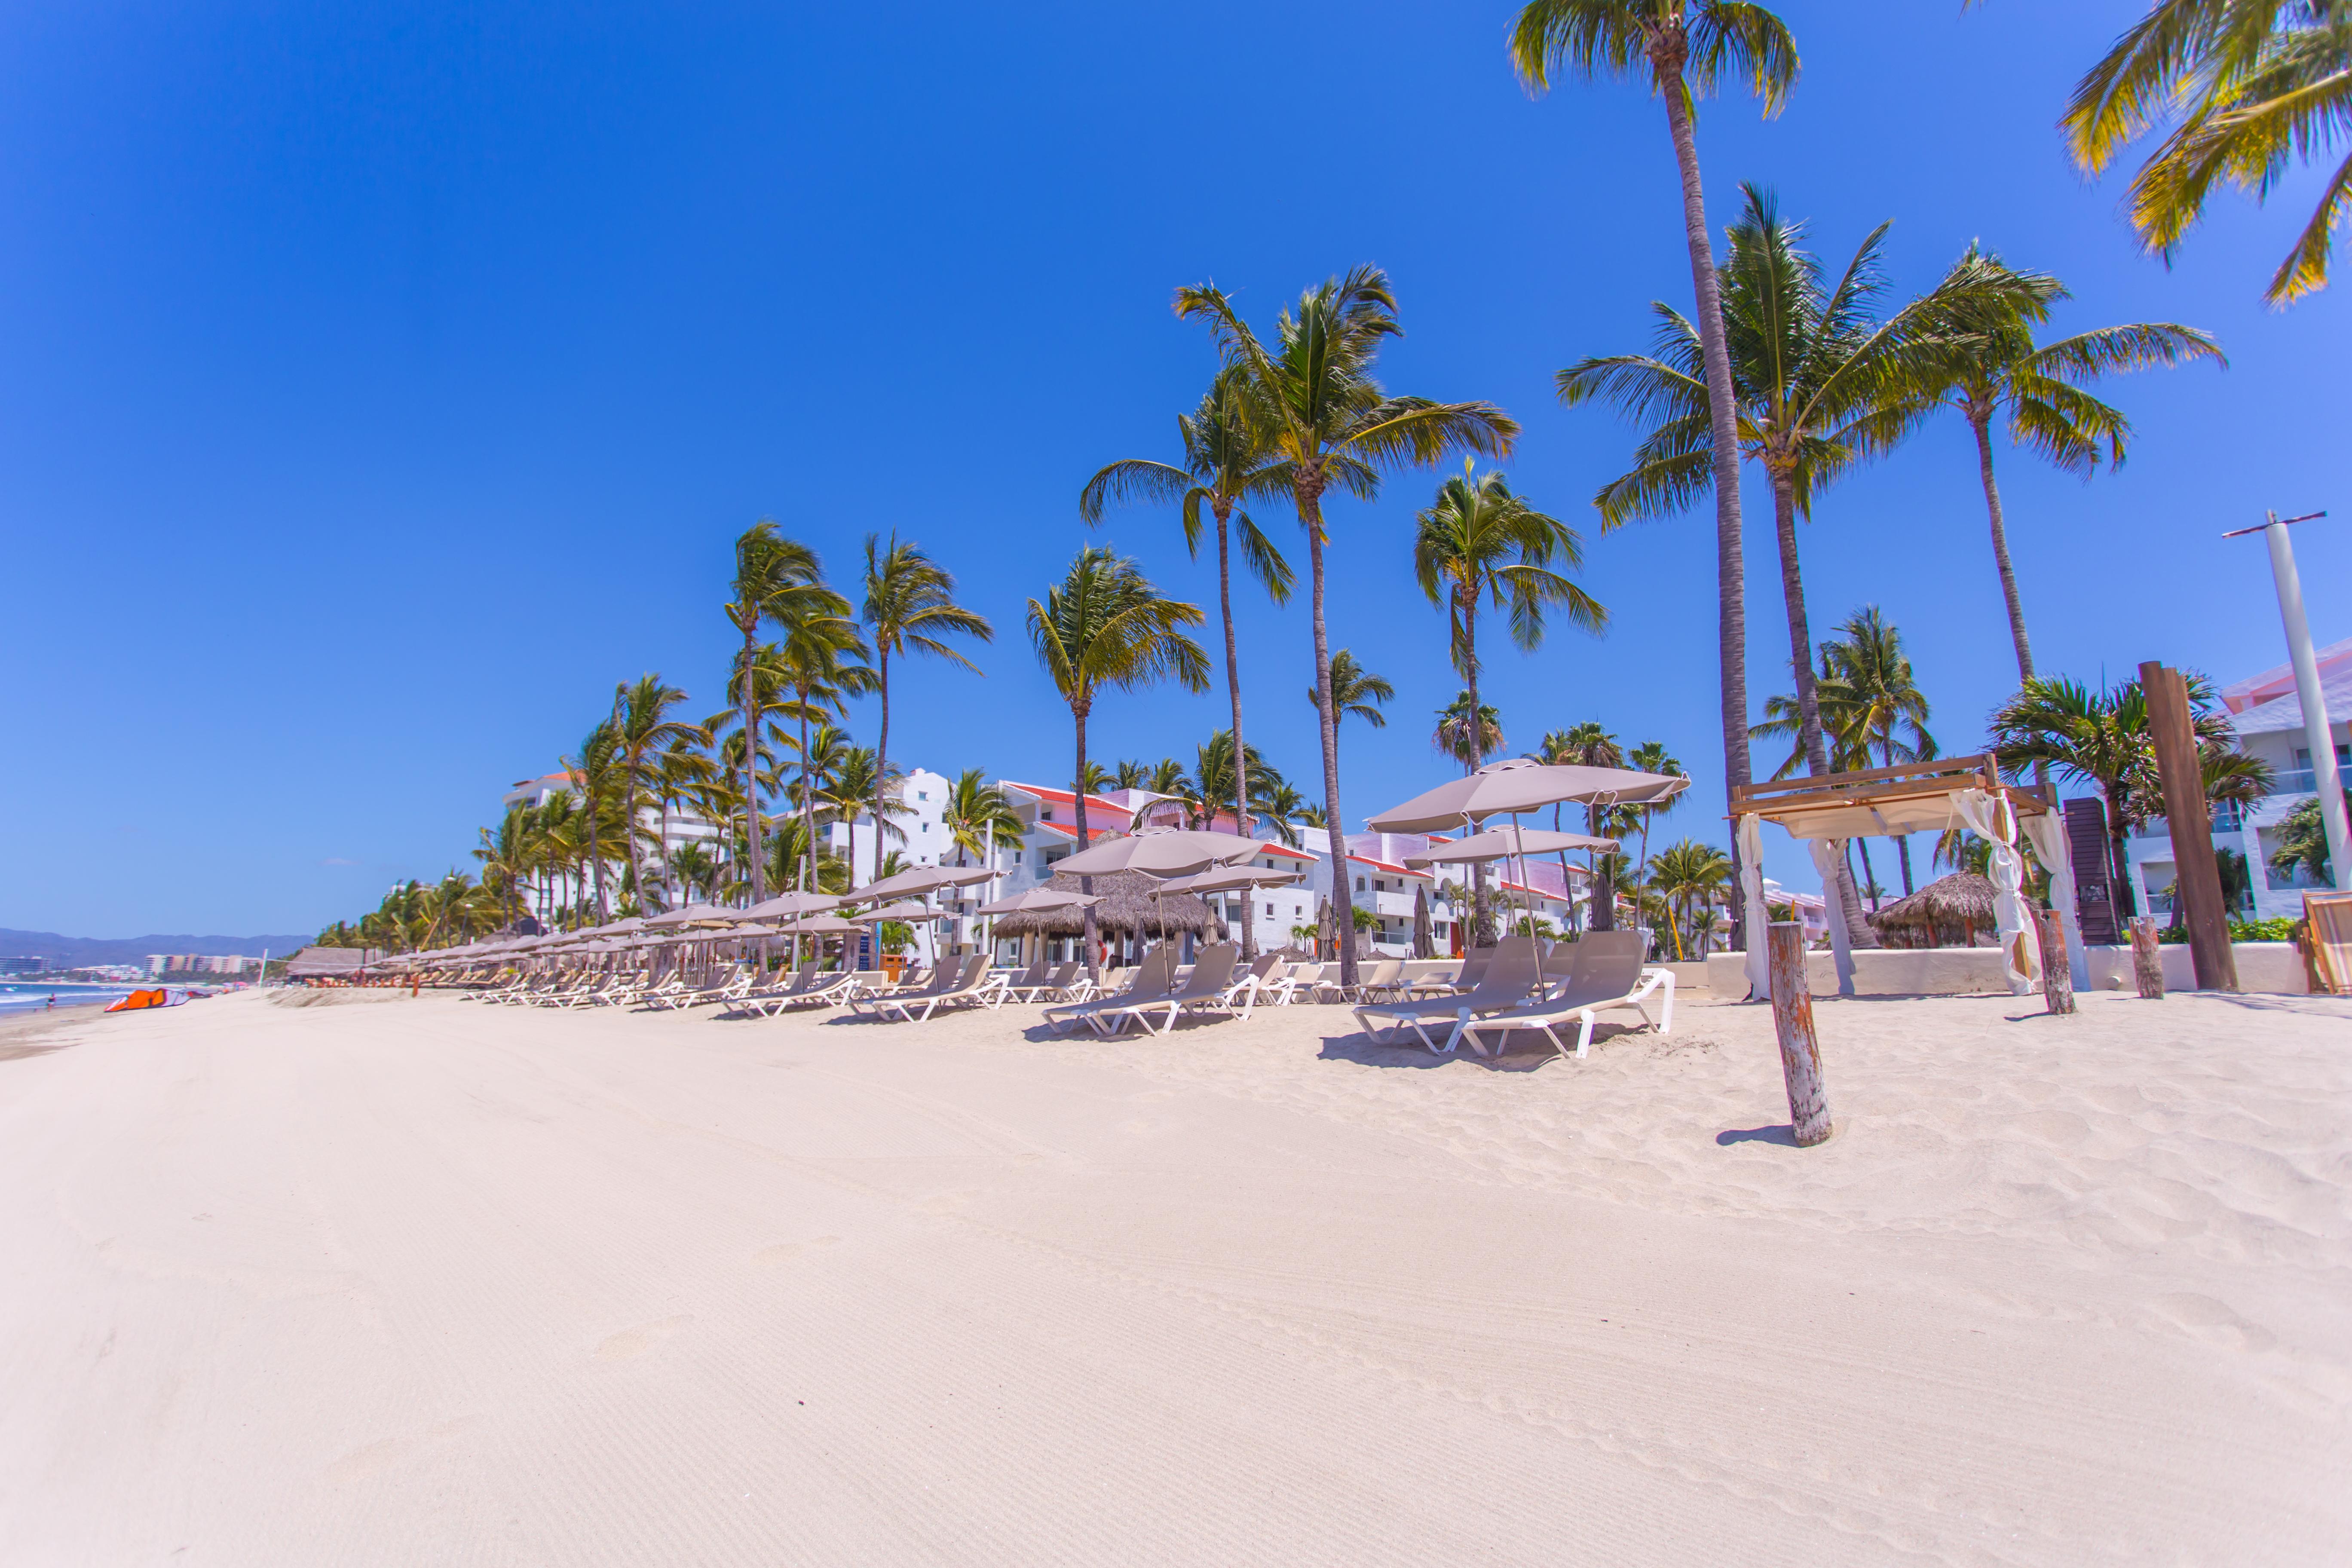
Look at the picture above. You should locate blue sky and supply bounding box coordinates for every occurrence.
[3,0,2344,936]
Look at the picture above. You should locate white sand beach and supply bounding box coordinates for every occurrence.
[3,986,2348,1565]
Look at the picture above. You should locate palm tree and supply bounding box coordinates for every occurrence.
[1988,672,2251,915]
[1912,249,2222,681]
[1412,462,1606,774]
[723,523,830,911]
[1565,186,1997,947]
[473,805,534,930]
[564,720,625,923]
[1254,780,1312,847]
[824,747,911,870]
[941,769,1026,954]
[1026,546,1210,974]
[1319,649,1394,731]
[1824,607,1932,895]
[1144,756,1192,801]
[1112,759,1150,790]
[1083,368,1298,955]
[1074,760,1112,797]
[1547,723,1625,930]
[2061,0,2352,304]
[1624,739,1684,900]
[1647,837,1733,959]
[1513,0,1800,906]
[861,533,992,883]
[1433,692,1506,772]
[1176,266,1517,992]
[611,675,704,912]
[1413,461,1605,940]
[770,613,874,895]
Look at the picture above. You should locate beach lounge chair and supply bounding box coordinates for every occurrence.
[871,956,994,1023]
[1455,931,1669,1060]
[1001,960,1078,1003]
[1090,944,1242,1036]
[1346,958,1407,1004]
[1042,949,1177,1036]
[848,958,968,1020]
[721,963,819,1017]
[1351,937,1544,1054]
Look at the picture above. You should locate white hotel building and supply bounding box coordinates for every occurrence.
[2123,637,2352,921]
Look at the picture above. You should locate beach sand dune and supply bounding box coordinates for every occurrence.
[1,986,2346,1565]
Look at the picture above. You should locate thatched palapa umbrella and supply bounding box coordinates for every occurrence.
[989,871,1225,962]
[1866,873,1998,950]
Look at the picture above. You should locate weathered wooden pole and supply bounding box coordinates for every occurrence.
[1767,922,1834,1145]
[2128,916,2166,999]
[2139,662,2240,991]
[2031,905,2075,1015]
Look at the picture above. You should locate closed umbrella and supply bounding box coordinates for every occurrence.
[1412,884,1434,959]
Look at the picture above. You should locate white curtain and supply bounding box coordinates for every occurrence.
[1954,788,2034,994]
[1739,813,1770,1000]
[2017,809,2090,992]
[1807,836,1857,997]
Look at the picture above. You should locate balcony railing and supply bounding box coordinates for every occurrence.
[2267,768,2319,796]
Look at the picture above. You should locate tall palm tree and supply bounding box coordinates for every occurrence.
[1549,723,1626,930]
[1254,780,1312,847]
[2061,0,2352,304]
[1413,462,1605,937]
[1911,248,2223,682]
[1026,546,1210,974]
[1082,367,1297,958]
[861,533,991,884]
[472,805,533,930]
[1823,607,1932,895]
[1565,186,1997,946]
[1176,266,1517,992]
[941,769,1026,954]
[611,675,704,913]
[1319,650,1395,732]
[723,523,830,911]
[564,720,625,924]
[649,738,717,913]
[1433,692,1507,772]
[1194,730,1281,836]
[1513,0,1800,922]
[1623,739,1684,903]
[824,747,910,870]
[770,612,874,894]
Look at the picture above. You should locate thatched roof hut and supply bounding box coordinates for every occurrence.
[989,870,1228,940]
[1867,873,1998,949]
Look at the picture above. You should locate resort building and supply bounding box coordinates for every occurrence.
[2122,637,2352,920]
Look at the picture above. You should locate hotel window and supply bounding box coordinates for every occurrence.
[1013,851,1023,865]
[1354,876,1365,891]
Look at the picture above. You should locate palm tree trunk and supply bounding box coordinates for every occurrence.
[1587,801,1614,931]
[1463,595,1492,948]
[1971,411,2035,684]
[873,654,891,885]
[1769,470,1877,949]
[1298,478,1357,991]
[2106,787,2138,918]
[1074,705,1099,983]
[1895,833,1915,897]
[1660,68,1752,955]
[739,637,766,911]
[797,702,815,896]
[1212,499,1257,960]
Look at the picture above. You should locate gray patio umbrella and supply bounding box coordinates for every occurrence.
[1366,757,1685,833]
[848,865,995,903]
[974,887,1102,914]
[1053,827,1262,878]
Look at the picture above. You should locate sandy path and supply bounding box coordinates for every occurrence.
[1,986,2346,1565]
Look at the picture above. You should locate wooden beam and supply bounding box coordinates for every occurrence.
[2139,661,2238,992]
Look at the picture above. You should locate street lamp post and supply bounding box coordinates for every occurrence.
[2223,510,2348,890]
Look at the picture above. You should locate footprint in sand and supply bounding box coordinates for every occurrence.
[594,1314,695,1361]
[752,1237,839,1267]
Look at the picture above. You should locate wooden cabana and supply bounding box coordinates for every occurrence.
[1730,755,2073,999]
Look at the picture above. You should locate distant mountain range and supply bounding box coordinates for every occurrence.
[0,929,316,967]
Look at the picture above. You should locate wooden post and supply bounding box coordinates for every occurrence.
[2139,662,2240,992]
[2032,905,2074,1015]
[1767,922,1834,1146]
[2128,916,2166,999]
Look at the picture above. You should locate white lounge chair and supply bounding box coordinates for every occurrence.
[849,958,969,1020]
[1092,944,1243,1036]
[1042,950,1177,1036]
[1455,932,1671,1060]
[1351,937,1544,1054]
[870,956,994,1023]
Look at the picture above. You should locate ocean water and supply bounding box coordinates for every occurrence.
[0,981,140,1014]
